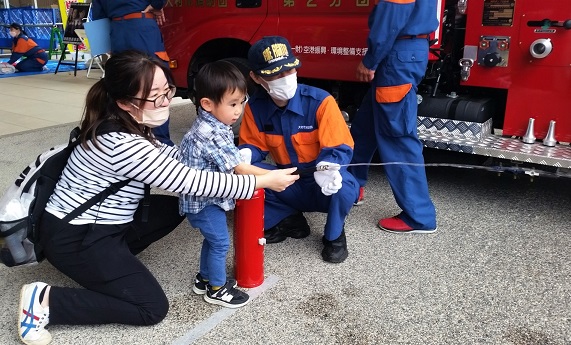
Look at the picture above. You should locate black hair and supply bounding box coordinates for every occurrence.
[195,60,247,105]
[80,50,174,148]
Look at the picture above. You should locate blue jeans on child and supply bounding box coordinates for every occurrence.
[186,205,230,287]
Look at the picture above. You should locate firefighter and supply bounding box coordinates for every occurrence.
[239,36,360,263]
[5,23,48,72]
[349,0,438,233]
[91,0,174,146]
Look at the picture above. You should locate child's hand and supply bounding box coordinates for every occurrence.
[255,168,299,192]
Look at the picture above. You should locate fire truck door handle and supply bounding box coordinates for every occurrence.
[527,19,571,29]
[459,58,473,82]
[457,0,467,15]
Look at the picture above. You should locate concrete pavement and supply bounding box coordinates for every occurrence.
[1,71,571,345]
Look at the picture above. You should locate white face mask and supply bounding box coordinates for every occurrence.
[9,31,17,38]
[130,103,170,128]
[263,72,297,102]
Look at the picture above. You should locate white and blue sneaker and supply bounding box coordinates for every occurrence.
[18,282,51,345]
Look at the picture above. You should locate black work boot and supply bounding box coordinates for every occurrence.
[264,212,310,244]
[321,230,348,263]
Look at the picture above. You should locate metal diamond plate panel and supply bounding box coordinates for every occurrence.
[420,134,571,168]
[417,116,492,141]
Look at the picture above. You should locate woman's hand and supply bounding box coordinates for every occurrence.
[255,168,299,192]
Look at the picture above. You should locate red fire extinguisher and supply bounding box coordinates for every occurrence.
[233,188,265,288]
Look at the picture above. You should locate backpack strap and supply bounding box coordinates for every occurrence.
[60,124,148,223]
[61,179,132,223]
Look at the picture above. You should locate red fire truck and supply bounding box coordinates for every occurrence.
[161,0,571,172]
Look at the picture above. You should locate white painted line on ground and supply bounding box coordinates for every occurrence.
[171,274,280,345]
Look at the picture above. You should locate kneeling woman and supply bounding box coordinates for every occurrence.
[15,50,299,345]
[6,23,48,72]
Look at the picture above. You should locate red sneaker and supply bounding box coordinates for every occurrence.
[353,187,365,206]
[378,216,437,234]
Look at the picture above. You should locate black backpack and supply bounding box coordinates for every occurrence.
[0,127,130,267]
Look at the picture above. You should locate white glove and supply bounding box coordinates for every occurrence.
[0,62,15,75]
[313,161,342,196]
[239,148,252,164]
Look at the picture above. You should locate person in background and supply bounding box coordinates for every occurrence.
[239,36,360,264]
[180,61,274,308]
[91,0,174,146]
[16,50,298,345]
[349,0,438,233]
[4,23,48,72]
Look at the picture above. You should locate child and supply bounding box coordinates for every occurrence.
[179,60,270,308]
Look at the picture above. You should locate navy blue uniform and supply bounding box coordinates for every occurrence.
[349,0,438,229]
[92,0,173,146]
[239,86,359,240]
[8,34,48,72]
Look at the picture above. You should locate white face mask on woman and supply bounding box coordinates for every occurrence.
[9,31,18,38]
[263,72,298,102]
[129,103,170,128]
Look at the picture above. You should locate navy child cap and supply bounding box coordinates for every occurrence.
[248,36,301,77]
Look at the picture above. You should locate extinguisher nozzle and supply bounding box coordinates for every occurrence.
[292,167,318,175]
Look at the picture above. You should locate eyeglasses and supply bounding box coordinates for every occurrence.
[131,86,177,107]
[241,94,249,107]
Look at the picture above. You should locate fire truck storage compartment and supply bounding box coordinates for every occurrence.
[418,95,494,123]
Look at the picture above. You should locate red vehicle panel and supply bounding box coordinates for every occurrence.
[162,0,443,89]
[461,0,571,142]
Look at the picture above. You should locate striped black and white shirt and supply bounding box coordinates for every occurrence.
[45,132,256,225]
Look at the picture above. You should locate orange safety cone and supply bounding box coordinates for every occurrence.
[233,188,265,288]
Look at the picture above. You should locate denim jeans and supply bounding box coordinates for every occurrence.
[186,205,230,287]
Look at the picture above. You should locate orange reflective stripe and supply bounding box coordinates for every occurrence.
[13,37,37,54]
[315,95,354,149]
[291,130,320,164]
[375,83,412,103]
[384,0,415,4]
[238,105,269,150]
[264,134,290,165]
[155,51,169,62]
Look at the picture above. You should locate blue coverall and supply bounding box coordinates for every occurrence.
[349,0,438,229]
[92,0,173,146]
[8,34,48,72]
[239,86,359,241]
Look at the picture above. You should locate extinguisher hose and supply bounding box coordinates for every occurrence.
[294,162,570,179]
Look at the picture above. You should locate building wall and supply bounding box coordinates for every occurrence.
[4,1,59,8]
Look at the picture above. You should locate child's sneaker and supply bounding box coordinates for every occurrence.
[18,282,51,345]
[204,281,250,308]
[192,273,237,295]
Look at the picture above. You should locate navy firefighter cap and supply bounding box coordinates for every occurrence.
[248,36,301,77]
